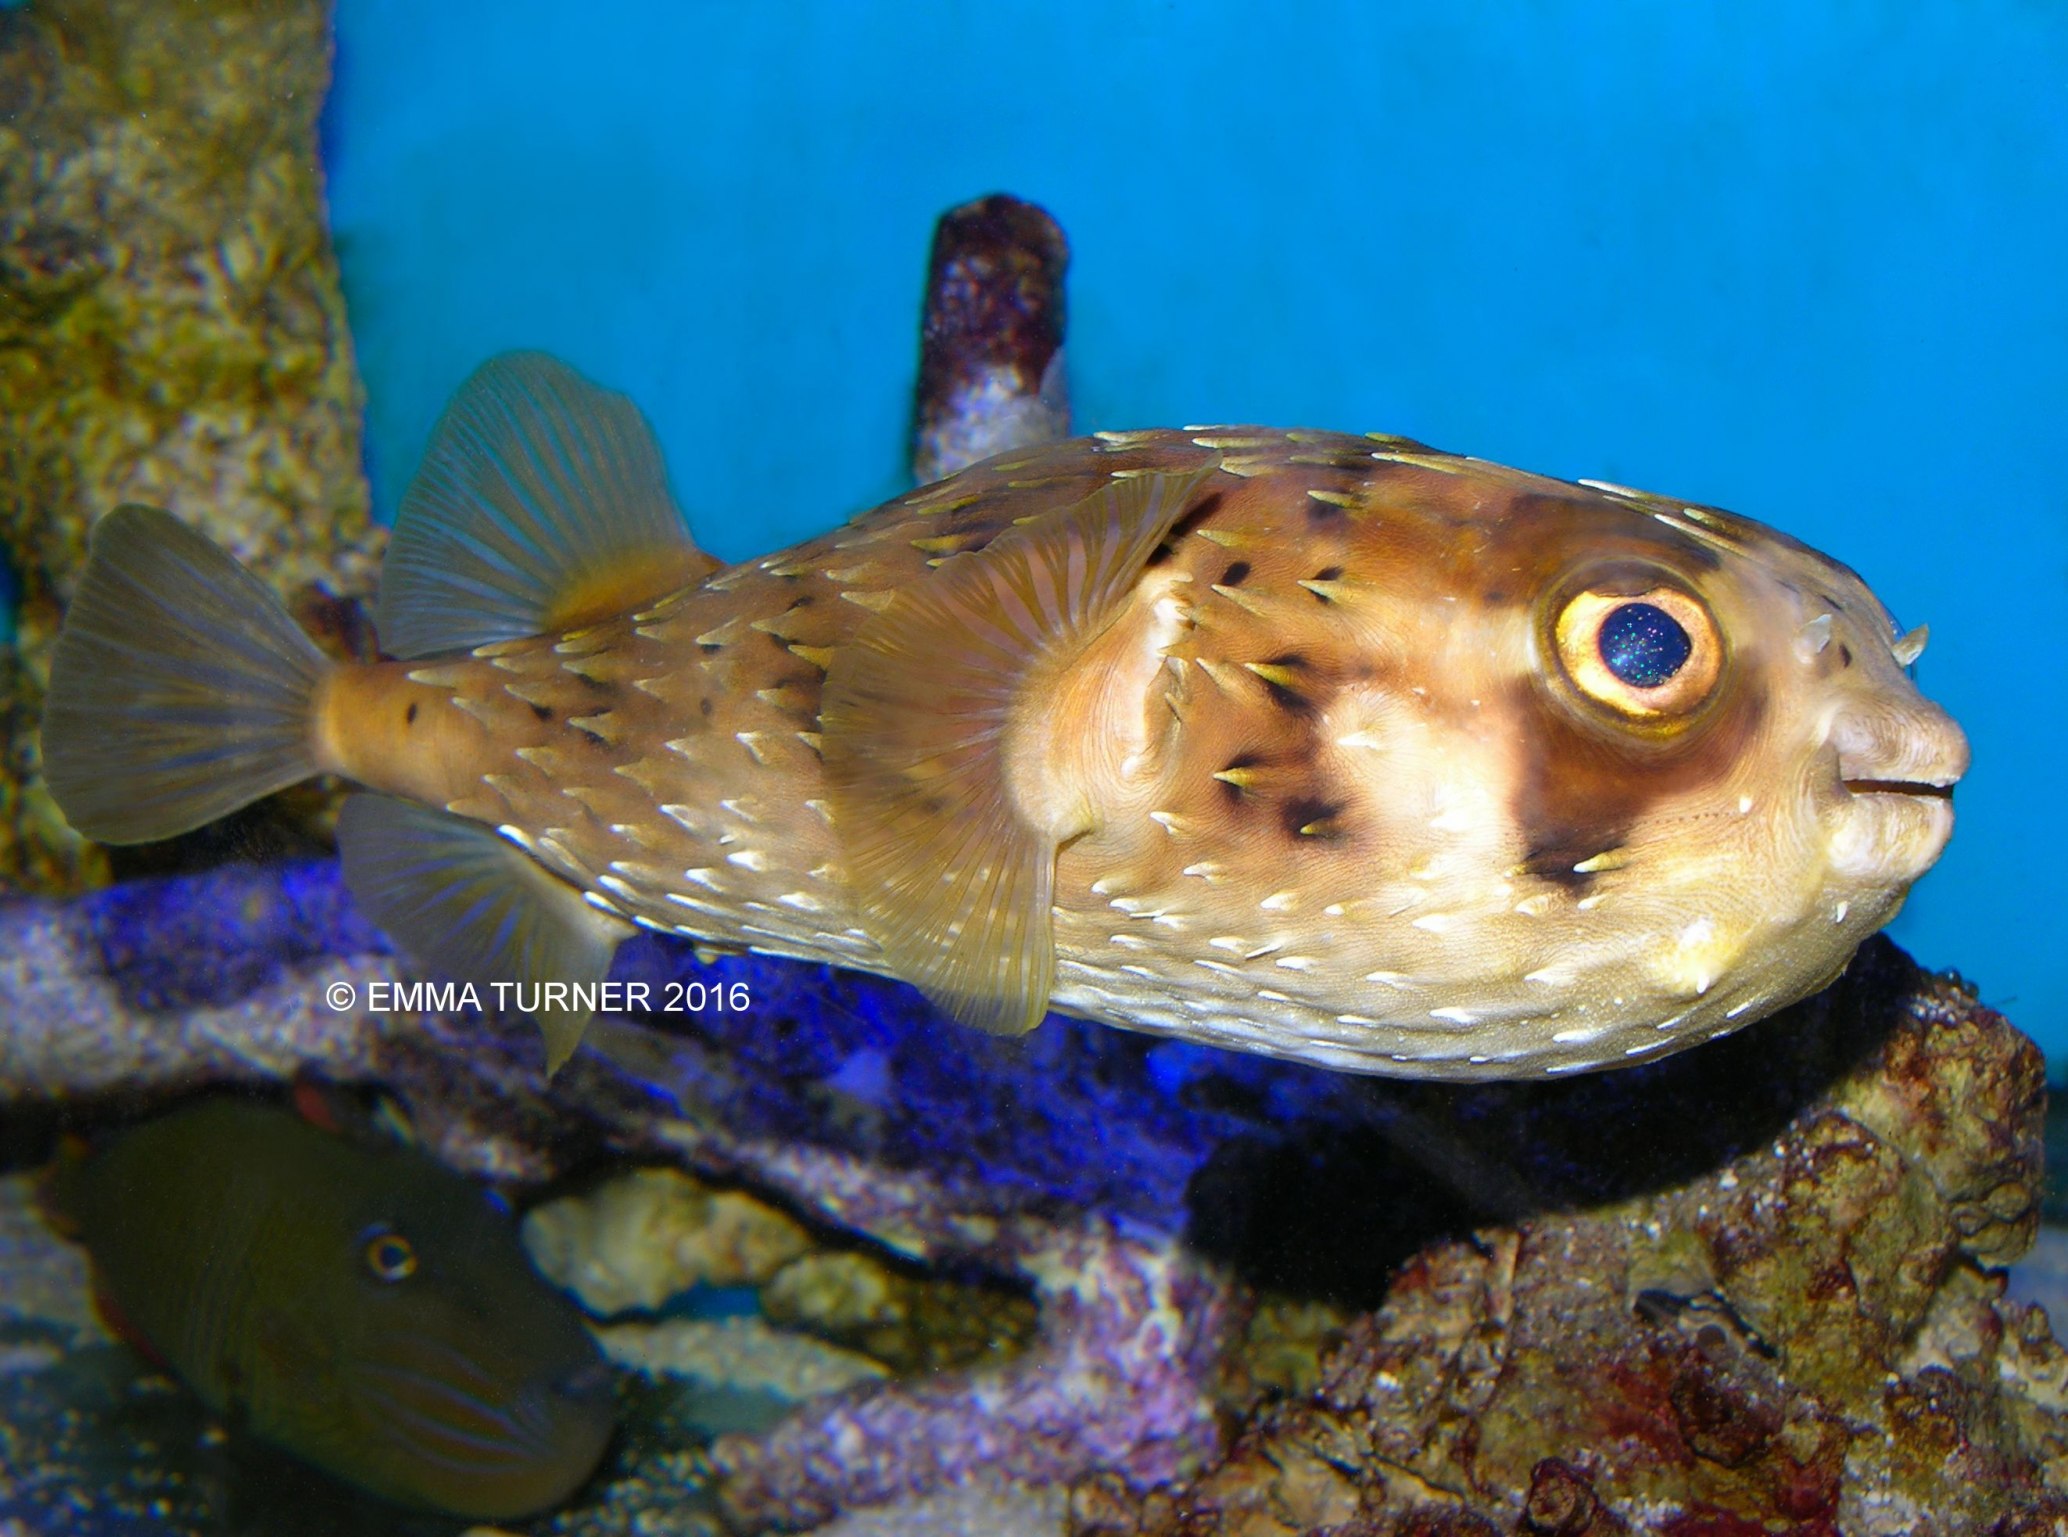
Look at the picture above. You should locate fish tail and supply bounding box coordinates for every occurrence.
[41,505,330,844]
[34,1131,91,1237]
[30,1134,166,1362]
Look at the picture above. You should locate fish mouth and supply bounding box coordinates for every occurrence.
[1826,695,1968,804]
[1840,777,1955,801]
[341,1346,613,1520]
[1824,763,1958,884]
[354,1356,553,1472]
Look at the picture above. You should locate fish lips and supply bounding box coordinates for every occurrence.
[344,1337,615,1520]
[1822,702,1968,884]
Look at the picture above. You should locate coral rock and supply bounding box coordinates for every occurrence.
[1109,950,2061,1537]
[761,1248,1039,1376]
[522,1167,817,1315]
[595,1315,889,1402]
[0,0,375,893]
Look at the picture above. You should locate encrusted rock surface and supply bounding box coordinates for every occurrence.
[0,0,375,895]
[909,192,1072,485]
[760,1247,1040,1377]
[596,1316,890,1404]
[1071,957,2057,1537]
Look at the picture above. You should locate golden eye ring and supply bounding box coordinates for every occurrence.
[1553,584,1723,722]
[361,1227,418,1283]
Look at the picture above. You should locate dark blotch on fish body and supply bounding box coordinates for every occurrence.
[56,1098,612,1521]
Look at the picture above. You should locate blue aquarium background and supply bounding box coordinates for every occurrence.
[323,2,2068,1060]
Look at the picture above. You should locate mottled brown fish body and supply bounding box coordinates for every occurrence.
[316,427,1964,1078]
[40,354,1964,1076]
[60,1098,612,1519]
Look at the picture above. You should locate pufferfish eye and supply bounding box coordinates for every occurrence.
[1554,584,1722,721]
[360,1225,418,1283]
[1599,603,1690,686]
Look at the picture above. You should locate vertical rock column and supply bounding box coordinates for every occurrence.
[0,0,375,893]
[910,192,1072,485]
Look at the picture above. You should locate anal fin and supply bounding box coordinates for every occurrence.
[336,794,632,1073]
[822,462,1221,1036]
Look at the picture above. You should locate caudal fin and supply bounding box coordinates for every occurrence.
[34,1131,92,1239]
[41,505,329,844]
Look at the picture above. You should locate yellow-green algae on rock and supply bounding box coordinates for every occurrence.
[0,0,375,893]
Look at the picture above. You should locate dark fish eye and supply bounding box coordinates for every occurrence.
[1552,581,1721,723]
[1597,602,1691,688]
[360,1225,418,1283]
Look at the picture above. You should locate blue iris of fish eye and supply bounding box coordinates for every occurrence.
[1597,602,1691,688]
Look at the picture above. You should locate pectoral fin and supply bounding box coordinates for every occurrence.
[336,795,632,1073]
[821,463,1221,1035]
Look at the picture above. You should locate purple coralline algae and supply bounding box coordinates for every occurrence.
[0,861,388,1103]
[711,1223,1233,1530]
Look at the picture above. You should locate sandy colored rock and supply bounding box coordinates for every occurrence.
[763,1249,901,1336]
[595,1315,889,1402]
[0,1174,99,1339]
[522,1166,816,1316]
[762,1247,1040,1376]
[0,0,375,894]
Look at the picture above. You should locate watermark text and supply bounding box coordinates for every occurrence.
[322,979,752,1014]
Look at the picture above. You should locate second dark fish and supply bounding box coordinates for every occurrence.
[51,1097,614,1521]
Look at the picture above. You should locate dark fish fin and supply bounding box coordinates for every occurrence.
[377,352,717,659]
[822,463,1222,1036]
[336,794,632,1074]
[41,505,328,843]
[38,1130,167,1361]
[288,1075,418,1148]
[34,1132,92,1238]
[94,1279,172,1368]
[289,1075,347,1134]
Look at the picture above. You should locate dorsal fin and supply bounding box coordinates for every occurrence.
[821,463,1221,1037]
[377,352,717,659]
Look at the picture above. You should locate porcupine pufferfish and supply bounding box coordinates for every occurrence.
[41,354,1967,1079]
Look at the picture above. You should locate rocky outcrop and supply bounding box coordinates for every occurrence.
[0,0,374,894]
